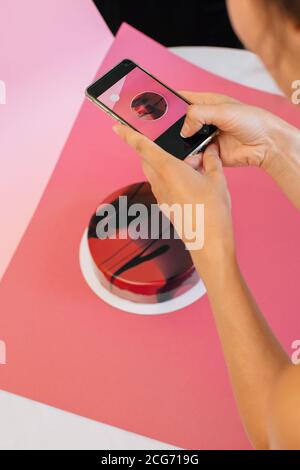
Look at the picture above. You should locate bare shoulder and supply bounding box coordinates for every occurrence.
[268,365,300,450]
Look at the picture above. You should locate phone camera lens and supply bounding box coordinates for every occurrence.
[201,126,210,135]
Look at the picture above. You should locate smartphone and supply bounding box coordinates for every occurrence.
[86,59,218,160]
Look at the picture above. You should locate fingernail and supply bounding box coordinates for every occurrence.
[112,125,119,135]
[180,123,189,138]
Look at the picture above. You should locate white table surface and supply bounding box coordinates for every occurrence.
[0,46,281,450]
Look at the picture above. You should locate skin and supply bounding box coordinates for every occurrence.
[113,0,300,450]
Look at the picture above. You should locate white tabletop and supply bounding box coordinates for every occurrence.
[0,46,281,450]
[172,46,281,95]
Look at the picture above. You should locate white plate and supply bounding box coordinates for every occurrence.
[79,229,206,315]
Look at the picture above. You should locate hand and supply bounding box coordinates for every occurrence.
[180,92,287,170]
[113,124,235,283]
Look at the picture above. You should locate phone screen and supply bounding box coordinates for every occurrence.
[97,66,187,141]
[88,61,216,159]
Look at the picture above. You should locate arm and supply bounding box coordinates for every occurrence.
[181,93,300,447]
[263,123,300,210]
[181,96,300,447]
[268,364,300,450]
[193,249,291,449]
[113,120,300,450]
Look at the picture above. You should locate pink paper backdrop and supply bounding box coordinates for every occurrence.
[0,0,113,279]
[0,22,299,450]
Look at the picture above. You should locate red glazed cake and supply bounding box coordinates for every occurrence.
[85,182,201,305]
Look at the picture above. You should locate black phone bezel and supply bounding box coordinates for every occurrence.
[86,59,217,159]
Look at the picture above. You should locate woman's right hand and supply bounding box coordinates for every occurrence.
[180,92,289,170]
[181,91,300,211]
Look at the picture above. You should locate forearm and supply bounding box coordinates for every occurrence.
[263,122,300,210]
[195,254,289,449]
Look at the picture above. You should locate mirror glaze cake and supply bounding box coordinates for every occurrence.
[81,182,205,311]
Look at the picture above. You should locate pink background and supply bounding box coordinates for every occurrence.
[0,0,113,280]
[0,22,299,449]
[99,67,187,140]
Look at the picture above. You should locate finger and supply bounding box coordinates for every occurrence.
[178,91,239,106]
[141,160,161,185]
[113,124,171,168]
[202,144,223,174]
[184,153,202,170]
[180,102,236,138]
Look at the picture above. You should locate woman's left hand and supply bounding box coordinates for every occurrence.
[113,124,236,283]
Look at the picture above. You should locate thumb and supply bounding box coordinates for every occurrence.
[181,103,233,138]
[202,144,223,174]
